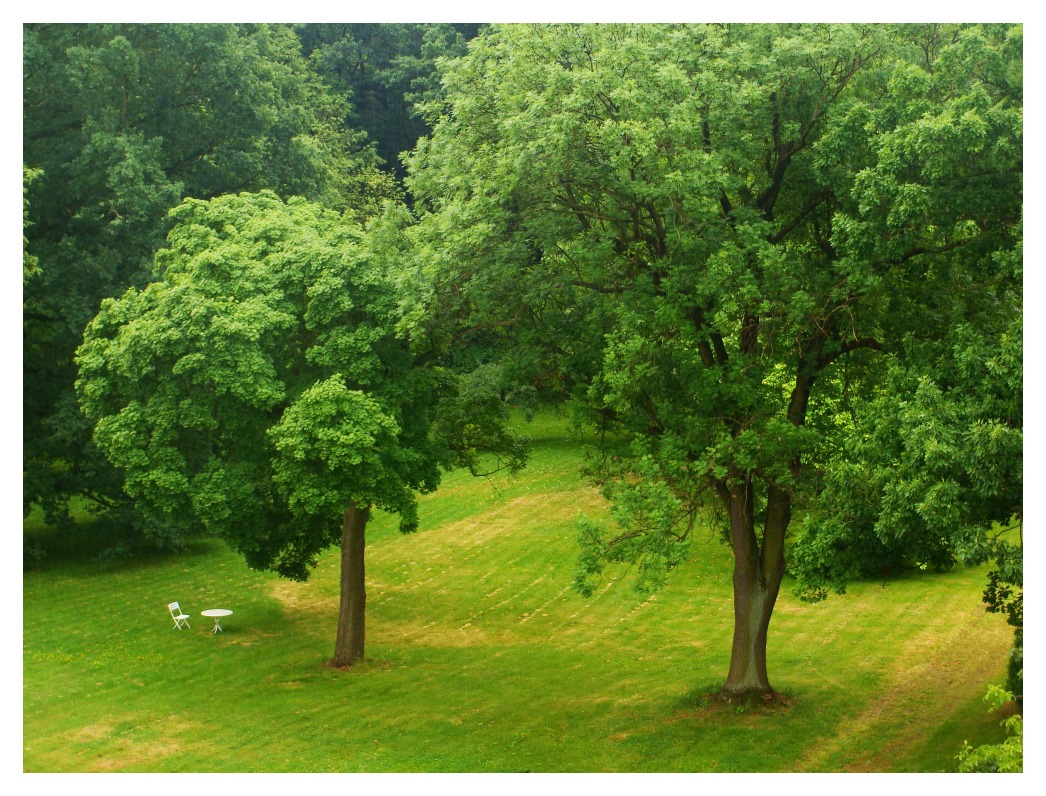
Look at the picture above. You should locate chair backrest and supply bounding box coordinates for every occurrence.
[168,602,182,617]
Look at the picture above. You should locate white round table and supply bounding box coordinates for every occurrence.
[200,608,233,634]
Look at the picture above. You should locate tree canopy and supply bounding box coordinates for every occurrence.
[76,191,428,566]
[75,191,527,665]
[23,23,394,538]
[405,22,1022,701]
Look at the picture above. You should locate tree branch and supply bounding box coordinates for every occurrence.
[892,236,981,264]
[569,278,626,295]
[818,336,883,369]
[769,189,832,244]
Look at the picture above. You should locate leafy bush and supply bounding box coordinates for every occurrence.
[958,683,1022,773]
[983,540,1022,703]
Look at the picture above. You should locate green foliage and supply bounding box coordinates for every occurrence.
[958,683,1022,773]
[23,23,390,534]
[299,23,481,178]
[575,465,693,597]
[428,364,532,479]
[269,377,430,538]
[983,544,1022,639]
[791,313,1022,601]
[982,536,1022,700]
[23,165,42,285]
[76,191,447,581]
[406,23,1022,608]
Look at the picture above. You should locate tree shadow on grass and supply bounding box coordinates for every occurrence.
[24,515,224,576]
[670,681,796,719]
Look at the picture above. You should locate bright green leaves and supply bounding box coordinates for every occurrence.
[575,465,693,597]
[269,377,415,527]
[958,683,1023,772]
[835,25,1022,269]
[90,396,194,522]
[76,191,444,578]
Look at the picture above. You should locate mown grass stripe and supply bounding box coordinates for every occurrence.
[23,414,1014,772]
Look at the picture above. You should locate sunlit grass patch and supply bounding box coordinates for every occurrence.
[23,413,1013,772]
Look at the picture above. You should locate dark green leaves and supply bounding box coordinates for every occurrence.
[407,23,1021,600]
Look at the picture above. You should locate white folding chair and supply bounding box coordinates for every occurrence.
[168,601,191,630]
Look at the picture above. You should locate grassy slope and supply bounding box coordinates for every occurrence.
[22,414,1014,772]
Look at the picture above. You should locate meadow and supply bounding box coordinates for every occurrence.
[22,414,1013,773]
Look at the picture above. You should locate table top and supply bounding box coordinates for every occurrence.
[201,609,233,617]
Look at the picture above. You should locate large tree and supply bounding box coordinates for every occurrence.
[23,23,393,537]
[76,191,525,667]
[405,23,1022,702]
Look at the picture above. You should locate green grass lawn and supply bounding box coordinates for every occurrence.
[23,413,1014,772]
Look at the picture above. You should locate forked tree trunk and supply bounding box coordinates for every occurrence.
[716,316,811,703]
[718,480,789,704]
[332,502,367,668]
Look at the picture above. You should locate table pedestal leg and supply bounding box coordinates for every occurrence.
[212,618,222,633]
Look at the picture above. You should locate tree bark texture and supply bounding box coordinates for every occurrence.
[332,502,367,668]
[719,479,788,702]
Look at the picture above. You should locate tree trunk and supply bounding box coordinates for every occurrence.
[332,502,367,668]
[718,479,788,704]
